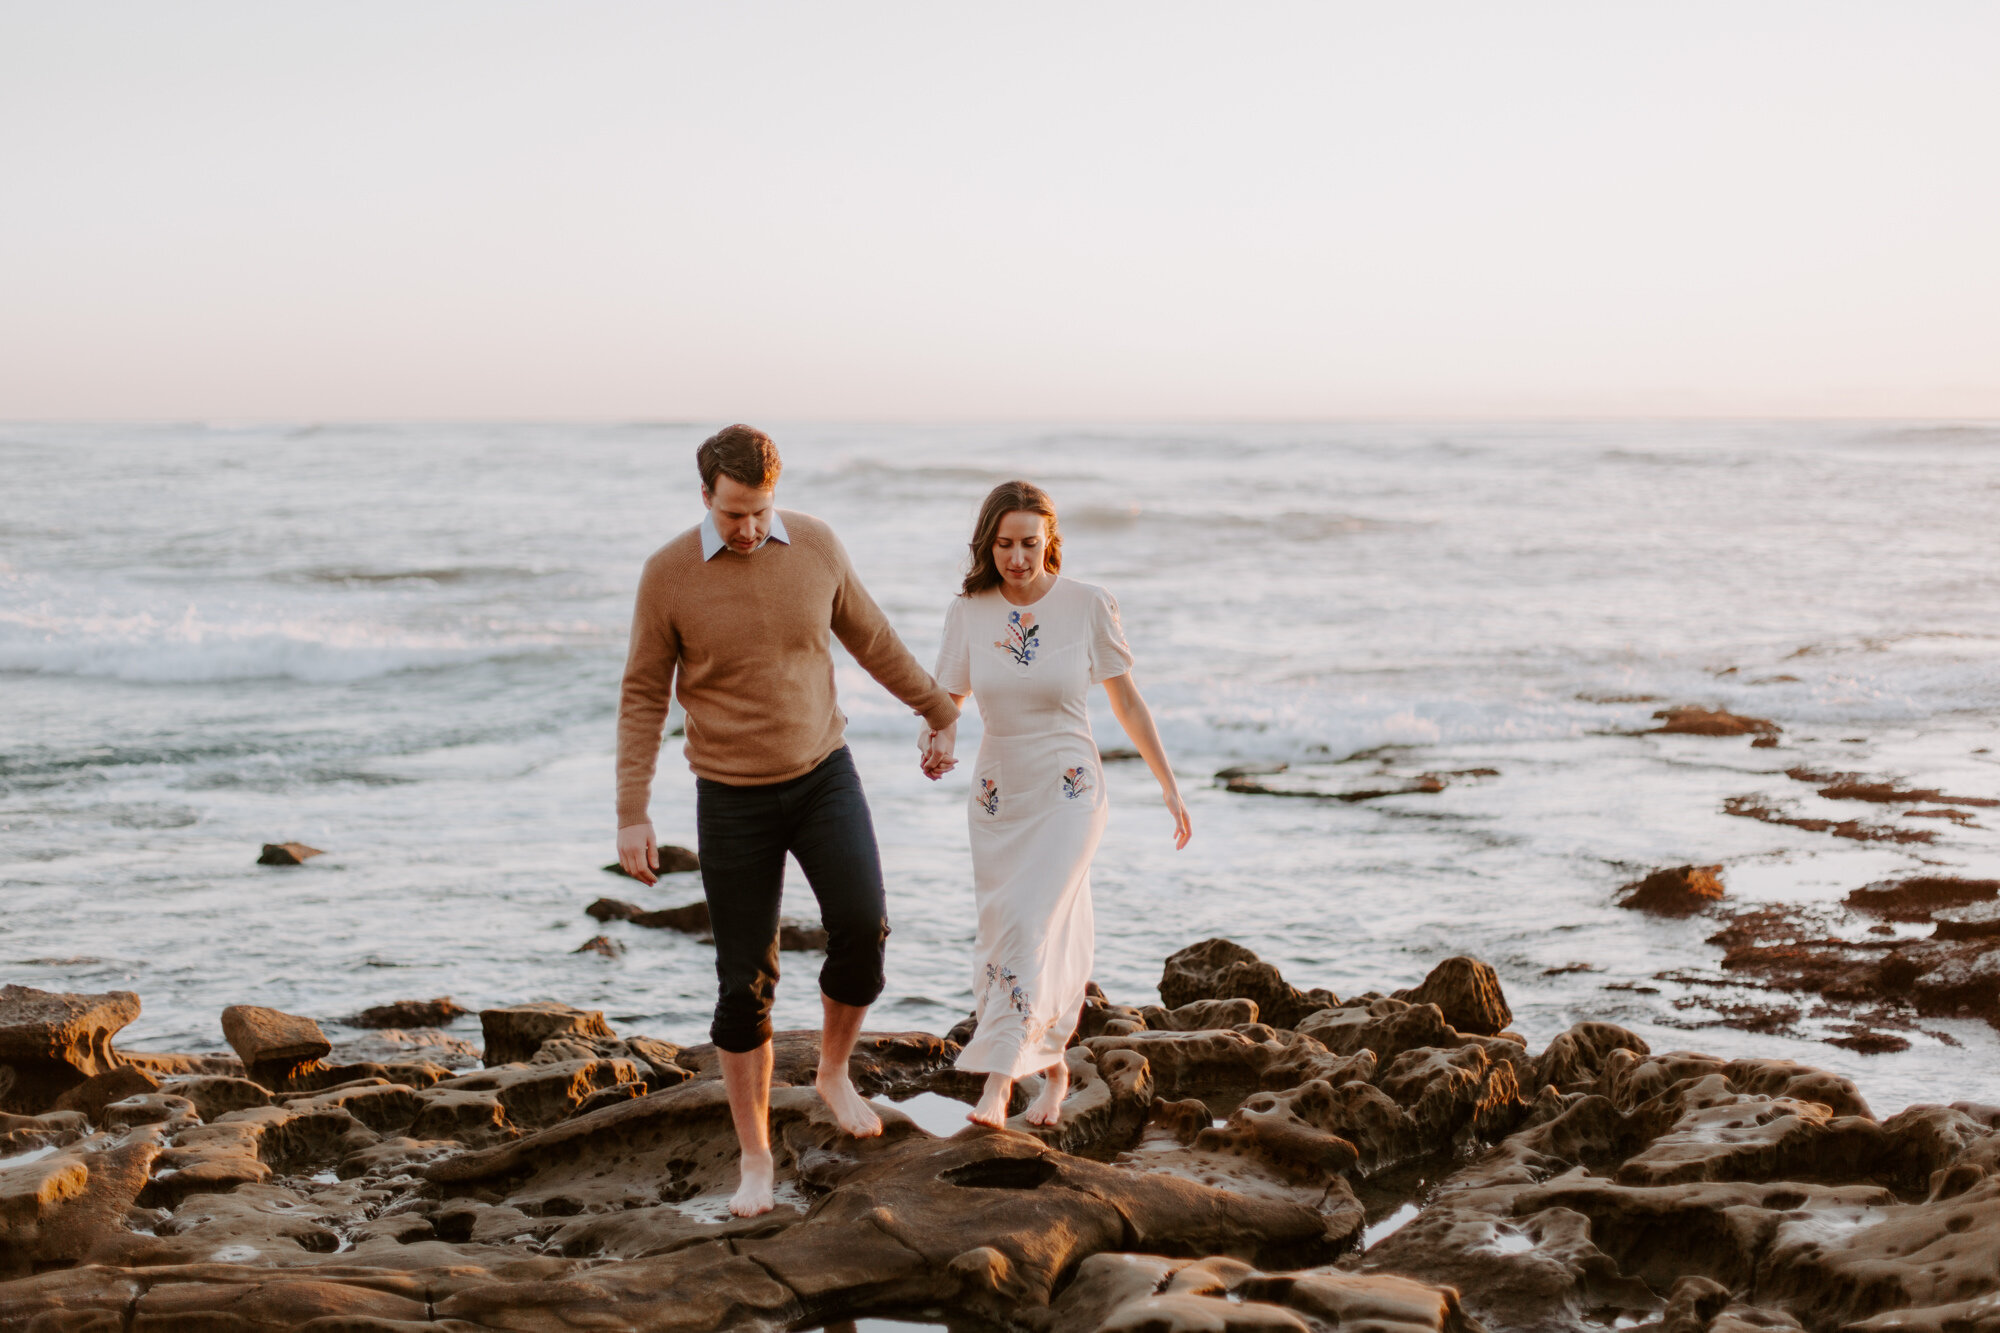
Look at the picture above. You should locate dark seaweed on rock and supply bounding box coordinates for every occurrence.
[6,942,2000,1333]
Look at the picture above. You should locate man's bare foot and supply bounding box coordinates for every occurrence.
[967,1072,1012,1128]
[814,1068,883,1138]
[1024,1061,1069,1126]
[729,1150,775,1217]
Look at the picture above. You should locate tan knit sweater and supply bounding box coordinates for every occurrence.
[616,510,959,823]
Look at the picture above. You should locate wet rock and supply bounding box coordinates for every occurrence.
[1529,1021,1651,1094]
[479,1000,616,1065]
[428,1056,641,1131]
[331,1025,482,1070]
[1084,1027,1372,1114]
[0,1125,165,1276]
[1785,765,2000,808]
[1618,864,1727,916]
[219,1005,332,1087]
[1049,1252,1478,1333]
[574,933,625,957]
[1158,938,1340,1029]
[49,1064,160,1121]
[1394,957,1514,1036]
[673,1029,955,1099]
[1723,795,1936,844]
[1012,1047,1155,1161]
[1140,998,1261,1030]
[1297,998,1460,1064]
[778,919,829,951]
[586,896,643,921]
[116,1050,244,1078]
[0,984,142,1114]
[628,900,711,931]
[1933,900,2000,941]
[602,843,700,877]
[1848,875,2000,921]
[1649,706,1780,736]
[337,996,469,1028]
[256,841,323,865]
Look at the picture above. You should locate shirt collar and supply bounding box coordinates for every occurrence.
[700,507,790,560]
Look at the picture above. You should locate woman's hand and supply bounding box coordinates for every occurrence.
[1163,788,1192,849]
[919,720,958,780]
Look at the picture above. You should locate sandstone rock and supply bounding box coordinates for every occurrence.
[0,984,142,1114]
[1050,1252,1479,1333]
[1618,864,1727,915]
[116,1050,245,1078]
[1140,998,1261,1030]
[1529,1021,1651,1093]
[1298,998,1460,1063]
[1158,939,1339,1029]
[0,1126,164,1276]
[1394,956,1514,1036]
[1649,706,1780,736]
[337,996,469,1028]
[50,1065,159,1121]
[219,1005,332,1086]
[330,1025,482,1070]
[778,919,829,951]
[674,1029,955,1099]
[429,1056,641,1131]
[256,841,323,865]
[574,933,625,957]
[479,1000,615,1065]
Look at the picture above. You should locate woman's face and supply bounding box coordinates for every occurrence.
[992,510,1048,589]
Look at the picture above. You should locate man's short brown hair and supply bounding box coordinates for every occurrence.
[697,424,782,494]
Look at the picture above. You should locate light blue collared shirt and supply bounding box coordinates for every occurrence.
[699,507,790,560]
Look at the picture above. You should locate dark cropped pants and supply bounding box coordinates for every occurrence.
[695,745,889,1053]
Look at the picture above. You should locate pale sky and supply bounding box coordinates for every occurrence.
[2,3,1996,420]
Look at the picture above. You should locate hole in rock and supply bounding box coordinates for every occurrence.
[939,1157,1060,1191]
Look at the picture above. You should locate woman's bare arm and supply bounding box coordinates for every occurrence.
[1102,673,1191,848]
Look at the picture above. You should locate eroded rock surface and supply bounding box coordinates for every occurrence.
[5,943,1998,1333]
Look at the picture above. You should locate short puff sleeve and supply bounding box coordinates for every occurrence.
[1087,586,1136,684]
[934,595,972,696]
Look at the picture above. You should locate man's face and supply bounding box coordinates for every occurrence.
[704,473,777,553]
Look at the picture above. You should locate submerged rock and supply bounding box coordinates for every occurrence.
[256,841,323,865]
[338,996,470,1029]
[1618,864,1727,916]
[1649,706,1781,736]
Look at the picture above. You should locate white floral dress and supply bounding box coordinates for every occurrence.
[934,577,1134,1077]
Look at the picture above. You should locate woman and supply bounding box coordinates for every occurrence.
[922,480,1191,1128]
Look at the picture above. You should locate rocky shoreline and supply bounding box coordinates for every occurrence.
[6,937,2000,1333]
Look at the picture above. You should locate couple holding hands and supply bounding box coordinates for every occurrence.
[614,425,1189,1216]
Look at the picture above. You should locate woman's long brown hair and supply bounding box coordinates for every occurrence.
[962,480,1062,596]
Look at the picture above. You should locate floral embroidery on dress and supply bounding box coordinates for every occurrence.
[994,610,1040,666]
[1061,766,1093,800]
[977,778,1000,816]
[984,962,1053,1042]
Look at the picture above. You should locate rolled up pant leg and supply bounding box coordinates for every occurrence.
[695,776,787,1053]
[784,747,889,1010]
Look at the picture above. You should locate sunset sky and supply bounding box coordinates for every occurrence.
[2,2,1995,420]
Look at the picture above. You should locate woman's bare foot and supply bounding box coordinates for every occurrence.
[729,1150,775,1217]
[814,1068,883,1138]
[967,1072,1012,1127]
[1024,1060,1069,1125]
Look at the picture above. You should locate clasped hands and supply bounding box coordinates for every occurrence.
[918,720,957,780]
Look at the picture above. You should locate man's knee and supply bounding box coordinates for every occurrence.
[819,914,888,1009]
[712,952,780,1053]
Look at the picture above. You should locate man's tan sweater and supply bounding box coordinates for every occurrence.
[616,510,959,824]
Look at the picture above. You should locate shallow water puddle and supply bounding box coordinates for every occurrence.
[0,1145,64,1171]
[1362,1202,1421,1249]
[888,1092,978,1137]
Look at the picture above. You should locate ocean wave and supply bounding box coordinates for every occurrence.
[0,607,566,684]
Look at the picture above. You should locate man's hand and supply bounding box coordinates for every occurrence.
[920,720,958,780]
[617,822,660,885]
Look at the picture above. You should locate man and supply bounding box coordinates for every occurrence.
[615,424,959,1217]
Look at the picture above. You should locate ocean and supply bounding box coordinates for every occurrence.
[4,420,1998,1115]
